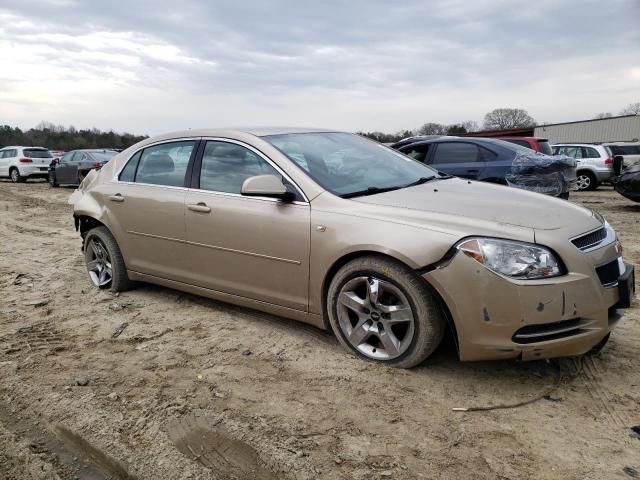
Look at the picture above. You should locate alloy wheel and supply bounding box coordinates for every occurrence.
[10,169,19,182]
[576,174,591,190]
[336,276,415,360]
[86,237,113,287]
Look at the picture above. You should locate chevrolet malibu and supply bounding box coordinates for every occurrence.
[70,128,635,368]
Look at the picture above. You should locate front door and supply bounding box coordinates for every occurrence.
[56,151,81,184]
[428,142,487,179]
[184,140,311,311]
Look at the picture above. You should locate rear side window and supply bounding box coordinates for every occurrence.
[432,142,481,164]
[23,149,52,158]
[401,144,430,162]
[119,151,141,182]
[582,147,600,159]
[609,145,640,155]
[198,140,280,194]
[134,141,196,187]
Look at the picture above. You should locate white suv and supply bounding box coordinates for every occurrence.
[0,146,53,182]
[551,144,614,191]
[606,142,640,169]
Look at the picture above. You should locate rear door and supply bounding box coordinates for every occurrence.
[102,139,198,282]
[0,150,8,176]
[427,141,487,179]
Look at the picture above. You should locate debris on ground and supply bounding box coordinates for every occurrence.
[75,376,90,387]
[23,299,49,307]
[111,322,129,338]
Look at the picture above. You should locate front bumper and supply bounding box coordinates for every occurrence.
[425,243,633,361]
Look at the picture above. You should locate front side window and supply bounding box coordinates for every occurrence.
[60,152,74,163]
[198,141,280,194]
[401,144,430,163]
[432,142,481,164]
[264,132,439,197]
[134,141,195,187]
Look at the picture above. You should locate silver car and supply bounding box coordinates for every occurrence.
[552,144,615,191]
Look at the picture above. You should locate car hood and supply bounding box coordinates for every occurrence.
[353,178,601,232]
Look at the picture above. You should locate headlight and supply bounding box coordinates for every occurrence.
[457,238,562,280]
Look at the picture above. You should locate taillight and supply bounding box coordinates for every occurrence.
[92,162,104,168]
[19,157,33,163]
[604,158,613,166]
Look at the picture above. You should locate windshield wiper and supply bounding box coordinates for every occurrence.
[341,185,404,199]
[402,176,438,188]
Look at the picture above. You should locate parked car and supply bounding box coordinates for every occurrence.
[0,146,52,182]
[614,165,640,202]
[551,144,615,191]
[395,137,576,198]
[389,135,446,149]
[70,128,633,367]
[606,142,640,168]
[491,137,553,155]
[49,149,117,187]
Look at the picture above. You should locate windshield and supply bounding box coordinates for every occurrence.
[24,148,52,158]
[264,132,439,197]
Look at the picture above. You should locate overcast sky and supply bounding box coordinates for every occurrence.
[1,0,639,135]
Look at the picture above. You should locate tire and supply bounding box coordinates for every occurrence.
[327,255,445,368]
[557,191,570,200]
[10,167,26,183]
[83,226,134,292]
[48,170,59,187]
[576,171,597,191]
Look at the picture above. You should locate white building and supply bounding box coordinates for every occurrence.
[534,115,640,144]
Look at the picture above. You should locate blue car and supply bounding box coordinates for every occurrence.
[394,137,576,199]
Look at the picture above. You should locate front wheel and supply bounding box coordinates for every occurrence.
[48,170,59,187]
[83,226,134,292]
[327,256,445,368]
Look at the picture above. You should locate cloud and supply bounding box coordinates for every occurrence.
[0,0,639,134]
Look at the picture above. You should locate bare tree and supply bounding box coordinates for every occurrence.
[594,112,613,119]
[620,102,640,115]
[482,108,536,130]
[460,120,479,132]
[417,122,447,135]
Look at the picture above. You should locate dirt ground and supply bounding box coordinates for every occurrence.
[0,179,638,480]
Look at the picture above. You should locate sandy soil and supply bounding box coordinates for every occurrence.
[1,180,639,480]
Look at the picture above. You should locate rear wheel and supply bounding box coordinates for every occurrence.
[48,170,59,187]
[83,226,134,292]
[576,171,597,191]
[327,256,445,368]
[10,167,25,183]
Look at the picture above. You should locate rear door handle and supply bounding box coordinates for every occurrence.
[109,193,124,202]
[187,202,211,213]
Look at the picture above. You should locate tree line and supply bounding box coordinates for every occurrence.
[360,101,639,143]
[0,122,148,151]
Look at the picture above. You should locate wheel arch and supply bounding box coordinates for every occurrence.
[74,214,108,240]
[320,250,459,354]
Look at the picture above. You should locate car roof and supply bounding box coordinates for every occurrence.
[149,127,341,139]
[0,146,47,149]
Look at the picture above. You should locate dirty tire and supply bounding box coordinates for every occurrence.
[327,255,445,368]
[83,226,134,292]
[10,167,26,183]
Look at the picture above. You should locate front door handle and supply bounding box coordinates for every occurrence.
[109,193,124,202]
[187,202,211,213]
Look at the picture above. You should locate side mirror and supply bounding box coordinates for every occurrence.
[613,155,624,176]
[241,175,295,201]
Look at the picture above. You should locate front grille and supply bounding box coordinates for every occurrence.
[572,227,607,251]
[512,318,586,344]
[596,259,620,287]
